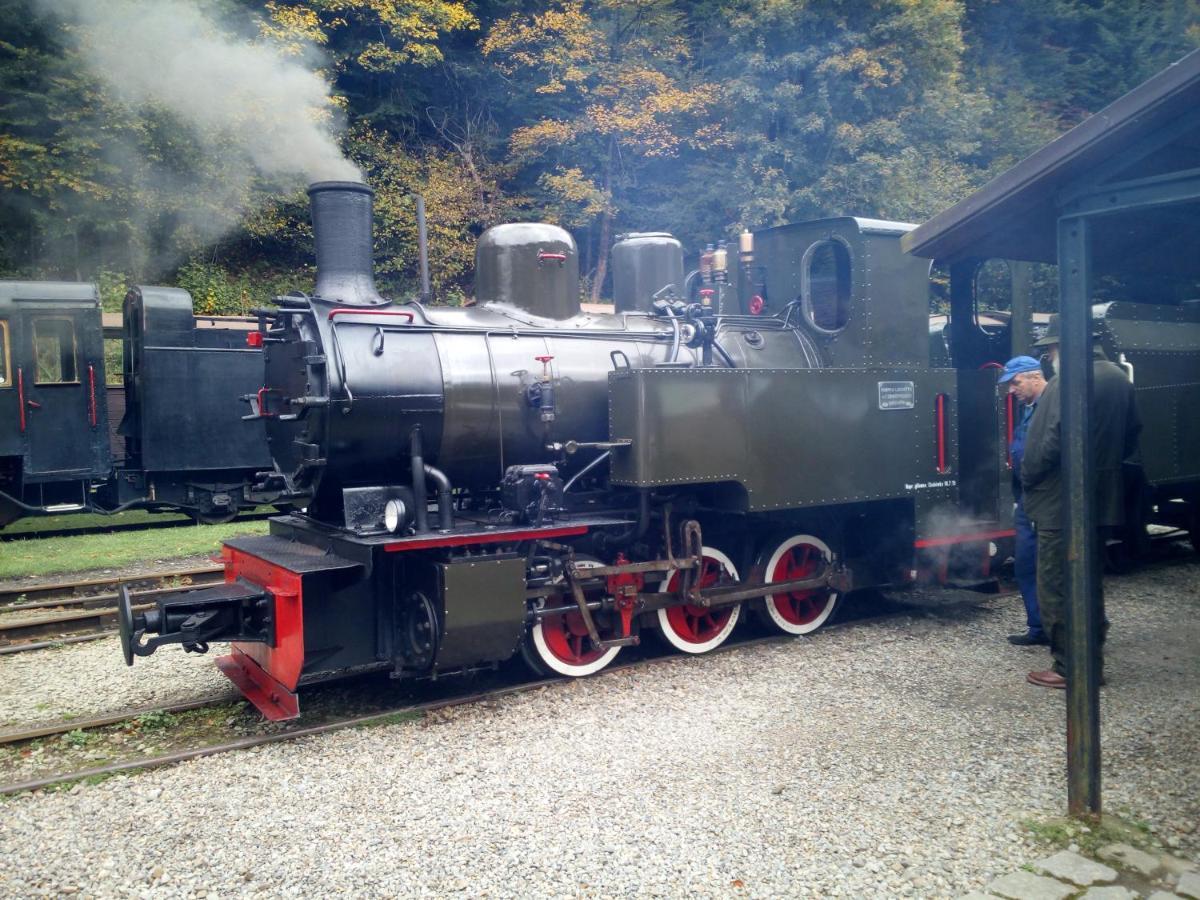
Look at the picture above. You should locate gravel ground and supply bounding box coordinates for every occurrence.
[0,635,229,729]
[0,557,1196,898]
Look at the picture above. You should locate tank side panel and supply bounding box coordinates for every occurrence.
[138,346,270,472]
[609,367,957,512]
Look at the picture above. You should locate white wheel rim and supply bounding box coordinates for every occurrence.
[656,547,742,654]
[529,560,620,677]
[762,534,838,635]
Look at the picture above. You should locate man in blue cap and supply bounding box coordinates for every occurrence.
[998,355,1049,646]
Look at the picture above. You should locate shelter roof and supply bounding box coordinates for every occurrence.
[902,50,1200,274]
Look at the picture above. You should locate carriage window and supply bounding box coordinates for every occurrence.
[973,259,1012,336]
[0,321,10,387]
[803,239,852,332]
[33,317,78,384]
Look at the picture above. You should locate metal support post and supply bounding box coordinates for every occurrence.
[1057,214,1102,817]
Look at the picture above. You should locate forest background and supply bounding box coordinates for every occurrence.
[1,0,1198,314]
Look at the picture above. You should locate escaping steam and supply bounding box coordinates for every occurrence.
[36,0,360,184]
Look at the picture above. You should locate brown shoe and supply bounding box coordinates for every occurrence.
[1027,669,1067,689]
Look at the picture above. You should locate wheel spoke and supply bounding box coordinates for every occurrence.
[657,547,741,654]
[759,534,839,636]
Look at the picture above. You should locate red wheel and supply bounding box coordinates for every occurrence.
[524,560,621,677]
[656,547,741,654]
[757,534,839,635]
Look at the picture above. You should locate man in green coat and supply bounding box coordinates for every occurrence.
[1020,314,1141,689]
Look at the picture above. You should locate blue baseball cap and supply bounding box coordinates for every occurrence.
[997,355,1042,383]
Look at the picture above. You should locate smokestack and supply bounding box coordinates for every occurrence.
[308,181,385,306]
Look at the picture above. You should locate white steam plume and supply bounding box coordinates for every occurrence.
[37,0,360,184]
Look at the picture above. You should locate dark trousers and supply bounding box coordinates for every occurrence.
[1035,527,1107,676]
[1013,501,1043,636]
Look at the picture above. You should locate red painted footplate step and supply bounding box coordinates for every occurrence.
[216,649,300,721]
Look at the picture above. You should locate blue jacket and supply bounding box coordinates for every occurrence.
[1010,402,1035,500]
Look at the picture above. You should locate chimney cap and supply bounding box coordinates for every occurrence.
[307,180,373,197]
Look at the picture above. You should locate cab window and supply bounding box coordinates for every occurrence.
[803,239,851,332]
[0,320,10,387]
[33,317,78,384]
[973,259,1012,336]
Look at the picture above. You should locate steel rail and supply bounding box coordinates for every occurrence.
[0,693,242,746]
[0,603,156,645]
[0,565,222,606]
[2,573,225,615]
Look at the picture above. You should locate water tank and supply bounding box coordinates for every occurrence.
[612,232,684,314]
[476,223,579,319]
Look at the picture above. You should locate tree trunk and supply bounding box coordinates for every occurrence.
[591,210,611,304]
[590,144,617,304]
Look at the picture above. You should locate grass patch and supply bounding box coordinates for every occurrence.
[0,520,269,580]
[1022,813,1158,855]
[4,508,193,536]
[134,710,178,731]
[41,768,142,793]
[356,710,425,729]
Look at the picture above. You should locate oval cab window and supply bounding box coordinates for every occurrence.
[803,239,851,332]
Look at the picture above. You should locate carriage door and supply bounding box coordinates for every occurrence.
[23,313,95,477]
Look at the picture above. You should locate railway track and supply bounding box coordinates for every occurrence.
[0,583,966,796]
[1,630,825,796]
[0,566,224,651]
[0,542,1192,793]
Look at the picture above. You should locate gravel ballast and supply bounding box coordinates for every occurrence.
[0,557,1196,897]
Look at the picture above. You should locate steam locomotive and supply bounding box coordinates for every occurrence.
[118,180,1199,720]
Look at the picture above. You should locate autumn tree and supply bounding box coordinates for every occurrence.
[483,0,718,300]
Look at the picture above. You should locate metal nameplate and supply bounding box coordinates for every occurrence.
[878,381,915,410]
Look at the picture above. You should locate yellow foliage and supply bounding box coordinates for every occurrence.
[485,2,718,166]
[538,166,610,224]
[509,120,575,158]
[264,0,477,69]
[260,3,328,55]
[482,1,598,84]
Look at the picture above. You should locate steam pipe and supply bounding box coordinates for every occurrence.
[594,489,650,552]
[410,426,429,533]
[564,451,611,493]
[666,308,682,363]
[712,339,737,368]
[423,463,454,531]
[416,195,433,304]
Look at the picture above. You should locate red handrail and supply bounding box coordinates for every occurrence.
[935,393,948,474]
[16,368,25,433]
[88,365,97,427]
[1005,392,1015,469]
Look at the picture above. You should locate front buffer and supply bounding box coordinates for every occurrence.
[119,535,364,720]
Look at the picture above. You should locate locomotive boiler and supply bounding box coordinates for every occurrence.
[118,180,985,720]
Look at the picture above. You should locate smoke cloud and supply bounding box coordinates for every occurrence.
[37,0,360,184]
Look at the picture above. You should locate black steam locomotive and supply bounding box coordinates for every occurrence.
[0,282,280,527]
[118,181,1199,720]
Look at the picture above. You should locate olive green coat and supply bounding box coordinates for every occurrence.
[1021,347,1142,530]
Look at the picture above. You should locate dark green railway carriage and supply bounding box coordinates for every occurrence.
[0,280,273,526]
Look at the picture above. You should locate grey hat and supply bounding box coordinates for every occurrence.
[1033,312,1101,347]
[1033,314,1060,348]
